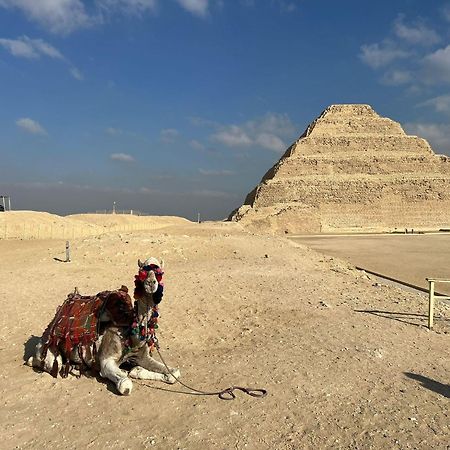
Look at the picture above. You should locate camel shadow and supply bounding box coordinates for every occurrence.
[354,309,427,327]
[23,335,41,362]
[404,372,450,398]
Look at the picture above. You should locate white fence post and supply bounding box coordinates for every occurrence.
[426,278,450,330]
[428,279,435,330]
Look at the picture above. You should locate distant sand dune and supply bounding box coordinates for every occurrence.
[0,211,192,240]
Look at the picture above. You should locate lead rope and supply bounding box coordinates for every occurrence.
[151,340,268,401]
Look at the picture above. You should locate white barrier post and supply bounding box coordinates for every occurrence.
[66,241,71,262]
[428,279,435,330]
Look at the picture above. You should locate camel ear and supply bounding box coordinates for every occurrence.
[138,259,144,268]
[159,259,164,270]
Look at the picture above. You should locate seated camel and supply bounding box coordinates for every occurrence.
[27,257,180,395]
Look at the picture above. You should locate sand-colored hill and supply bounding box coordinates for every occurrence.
[230,104,450,234]
[68,213,191,230]
[0,211,103,239]
[0,211,192,240]
[1,220,449,449]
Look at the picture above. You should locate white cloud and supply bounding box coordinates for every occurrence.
[106,127,123,135]
[0,0,91,35]
[393,16,440,46]
[69,66,84,80]
[403,122,450,153]
[198,168,235,175]
[189,116,217,127]
[255,132,285,151]
[0,37,38,59]
[277,0,296,12]
[420,94,450,113]
[213,125,253,147]
[0,0,158,34]
[16,117,48,135]
[211,112,295,152]
[175,0,209,17]
[160,128,179,143]
[0,36,63,59]
[422,45,450,84]
[359,41,409,69]
[243,0,296,12]
[381,69,413,86]
[441,4,450,22]
[96,0,157,17]
[110,152,135,162]
[190,139,206,151]
[0,35,84,80]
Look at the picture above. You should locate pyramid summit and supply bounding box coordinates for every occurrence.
[229,104,450,233]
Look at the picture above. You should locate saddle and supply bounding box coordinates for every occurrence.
[41,286,134,377]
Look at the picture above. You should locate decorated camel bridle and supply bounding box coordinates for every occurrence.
[124,264,164,354]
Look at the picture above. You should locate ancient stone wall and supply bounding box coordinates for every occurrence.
[229,104,450,233]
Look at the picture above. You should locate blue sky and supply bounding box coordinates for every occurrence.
[1,0,450,219]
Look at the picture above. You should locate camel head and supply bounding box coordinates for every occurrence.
[135,258,165,304]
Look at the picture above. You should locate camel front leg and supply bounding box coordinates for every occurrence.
[129,347,180,384]
[100,357,133,395]
[97,328,133,395]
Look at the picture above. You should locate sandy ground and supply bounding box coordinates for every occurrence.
[0,215,449,449]
[291,234,450,295]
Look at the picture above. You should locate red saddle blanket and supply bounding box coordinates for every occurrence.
[41,286,134,363]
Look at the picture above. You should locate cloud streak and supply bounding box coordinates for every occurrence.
[97,0,157,17]
[160,128,179,143]
[393,16,440,46]
[110,152,135,162]
[419,94,450,113]
[0,35,83,80]
[175,0,209,17]
[0,0,214,34]
[0,36,63,59]
[0,0,92,35]
[210,112,296,152]
[16,117,47,135]
[359,41,409,69]
[404,122,450,153]
[422,45,450,85]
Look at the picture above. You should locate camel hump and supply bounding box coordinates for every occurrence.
[101,289,134,326]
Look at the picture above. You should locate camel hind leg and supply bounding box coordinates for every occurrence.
[26,341,63,377]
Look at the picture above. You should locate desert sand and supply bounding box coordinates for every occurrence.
[291,233,450,295]
[0,212,449,449]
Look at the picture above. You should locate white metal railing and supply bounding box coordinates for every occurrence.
[426,278,450,329]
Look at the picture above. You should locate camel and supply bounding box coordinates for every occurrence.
[27,257,180,395]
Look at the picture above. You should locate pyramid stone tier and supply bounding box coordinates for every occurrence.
[229,104,450,233]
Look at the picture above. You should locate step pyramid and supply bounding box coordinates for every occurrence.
[229,104,450,233]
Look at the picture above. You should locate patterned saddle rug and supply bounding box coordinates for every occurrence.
[41,285,134,377]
